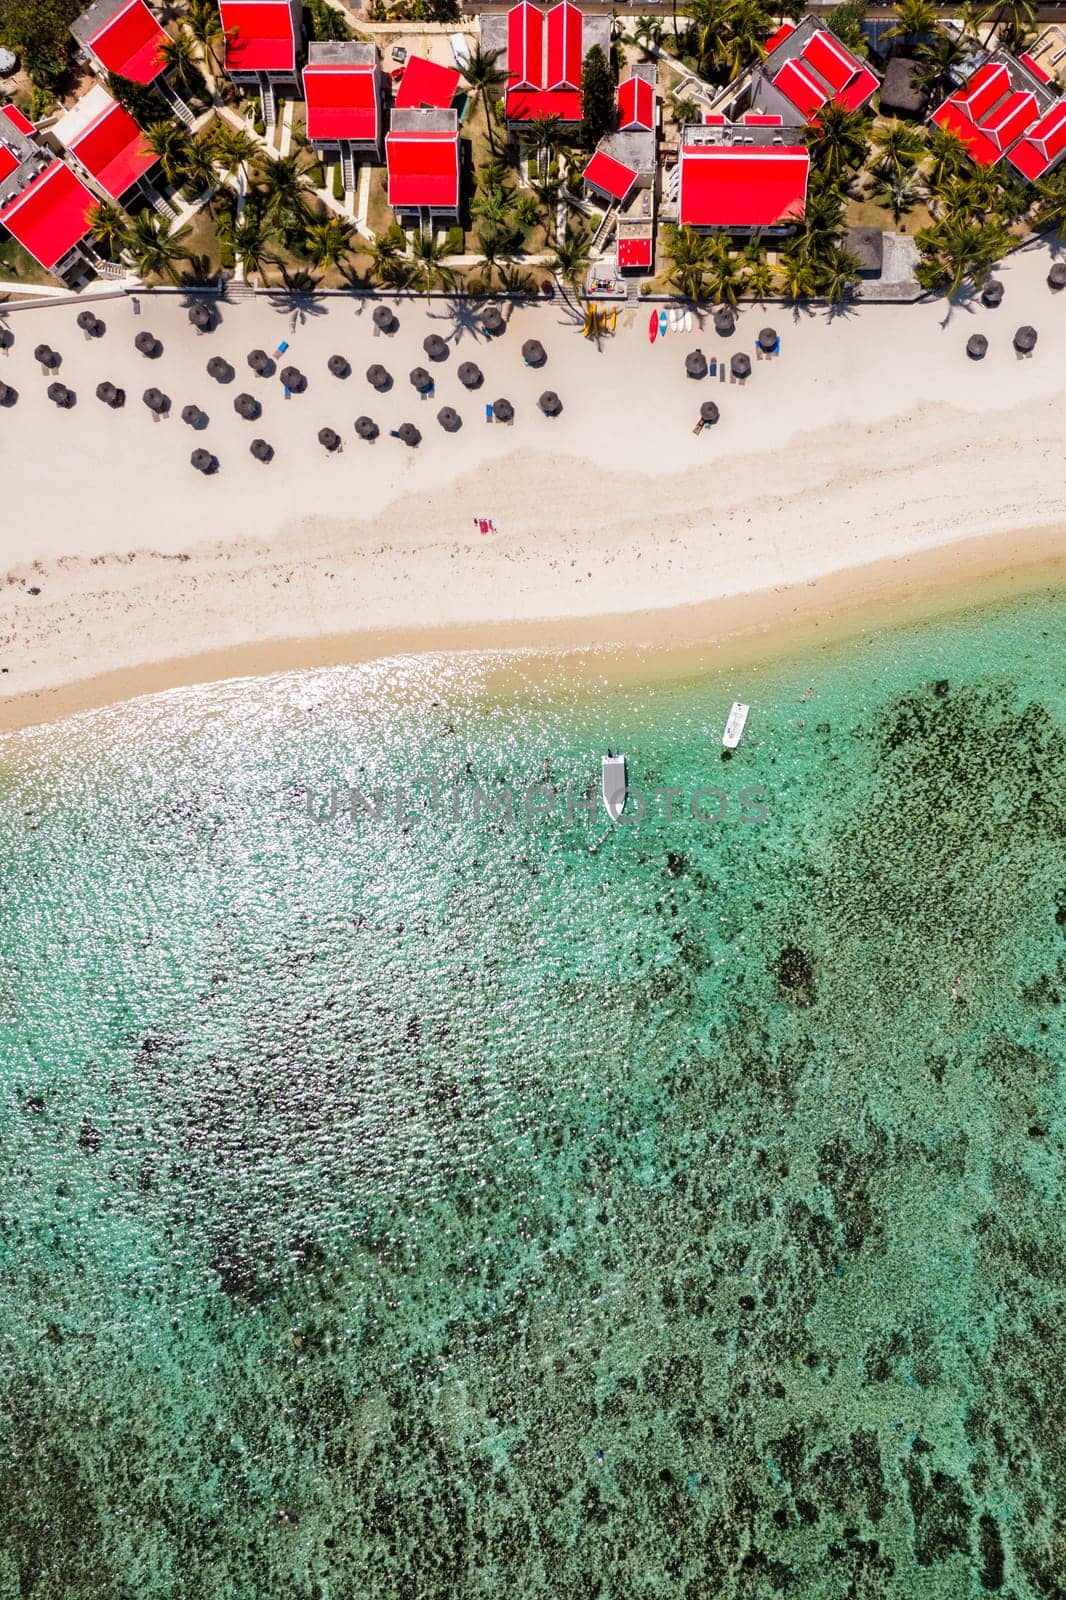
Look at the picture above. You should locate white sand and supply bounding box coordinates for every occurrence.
[1,238,1065,729]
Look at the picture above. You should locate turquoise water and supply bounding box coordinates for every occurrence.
[0,590,1064,1599]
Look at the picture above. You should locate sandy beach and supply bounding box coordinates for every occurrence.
[1,237,1065,731]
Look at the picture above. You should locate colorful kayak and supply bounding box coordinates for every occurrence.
[658,310,668,337]
[648,309,658,343]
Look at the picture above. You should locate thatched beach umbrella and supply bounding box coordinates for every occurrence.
[423,333,449,362]
[457,361,483,389]
[0,327,13,352]
[135,330,160,357]
[248,349,272,375]
[522,338,546,367]
[234,392,261,420]
[758,327,778,353]
[328,354,351,378]
[355,415,379,441]
[367,363,391,391]
[685,349,707,379]
[538,390,561,416]
[0,379,17,406]
[981,279,1004,308]
[730,352,751,380]
[1013,324,1037,353]
[966,333,988,360]
[714,309,735,337]
[143,386,170,414]
[207,355,233,382]
[181,403,205,426]
[700,400,720,424]
[190,448,215,474]
[397,422,421,446]
[77,309,99,337]
[318,426,341,451]
[1047,263,1066,291]
[96,380,119,406]
[373,304,396,333]
[492,397,514,422]
[188,302,213,333]
[482,305,505,335]
[47,381,73,407]
[437,405,461,431]
[35,343,58,369]
[280,365,305,392]
[410,366,432,392]
[250,438,273,463]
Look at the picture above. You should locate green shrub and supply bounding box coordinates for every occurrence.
[444,225,464,255]
[332,162,345,200]
[219,240,236,269]
[308,161,325,187]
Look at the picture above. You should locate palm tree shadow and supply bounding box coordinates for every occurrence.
[265,270,330,321]
[938,284,979,329]
[825,296,860,323]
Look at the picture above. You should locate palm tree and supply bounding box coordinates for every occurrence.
[472,181,517,229]
[745,259,776,301]
[924,125,971,192]
[806,102,869,184]
[158,29,200,96]
[818,246,861,304]
[547,224,590,303]
[304,215,352,279]
[914,29,968,103]
[630,15,664,54]
[178,138,220,206]
[916,214,1011,295]
[461,45,508,155]
[409,230,457,296]
[1034,168,1066,238]
[88,199,127,261]
[256,152,312,235]
[884,0,939,46]
[664,224,711,302]
[778,249,818,301]
[144,121,192,187]
[519,114,562,182]
[870,120,925,183]
[220,207,277,282]
[705,237,745,308]
[475,225,512,289]
[309,0,351,40]
[869,170,920,226]
[122,208,192,283]
[186,0,225,79]
[209,122,258,181]
[366,233,415,290]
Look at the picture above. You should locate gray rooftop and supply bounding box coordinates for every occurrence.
[390,106,457,134]
[71,0,136,50]
[0,121,49,210]
[307,40,377,68]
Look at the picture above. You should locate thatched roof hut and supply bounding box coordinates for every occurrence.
[685,349,707,379]
[966,334,988,360]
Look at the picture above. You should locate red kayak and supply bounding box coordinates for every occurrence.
[648,309,658,344]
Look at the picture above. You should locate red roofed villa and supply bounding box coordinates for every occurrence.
[1007,96,1066,180]
[0,159,98,278]
[678,125,809,233]
[386,108,460,224]
[394,54,461,111]
[617,72,655,132]
[218,0,302,116]
[304,41,383,183]
[711,17,878,126]
[479,1,612,128]
[930,53,1051,167]
[71,0,168,85]
[54,85,156,204]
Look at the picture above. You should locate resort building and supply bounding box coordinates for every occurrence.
[385,108,460,227]
[582,65,659,274]
[1005,98,1066,181]
[218,0,302,126]
[52,84,156,206]
[0,103,35,139]
[392,53,460,112]
[0,156,98,282]
[711,17,878,124]
[1020,24,1066,92]
[675,121,809,234]
[72,0,167,85]
[479,1,611,131]
[929,52,1055,168]
[304,41,383,188]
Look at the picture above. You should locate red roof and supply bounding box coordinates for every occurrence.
[582,147,636,201]
[742,112,783,125]
[0,145,18,183]
[86,0,167,84]
[394,54,460,109]
[617,234,652,268]
[0,103,34,135]
[68,97,154,199]
[1019,51,1052,84]
[930,62,1039,166]
[678,144,808,228]
[772,26,878,116]
[1007,97,1066,179]
[763,20,796,54]
[506,88,582,121]
[0,160,96,269]
[546,0,582,89]
[386,129,459,209]
[304,62,378,141]
[617,74,654,130]
[507,2,543,89]
[219,0,296,73]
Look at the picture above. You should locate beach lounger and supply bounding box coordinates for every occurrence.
[485,403,493,423]
[274,340,289,359]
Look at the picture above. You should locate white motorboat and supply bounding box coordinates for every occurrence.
[722,702,749,749]
[602,753,627,822]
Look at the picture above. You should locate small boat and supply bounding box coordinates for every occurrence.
[608,307,618,333]
[648,309,658,343]
[602,753,627,821]
[583,307,593,338]
[684,310,693,332]
[658,309,668,338]
[722,702,749,749]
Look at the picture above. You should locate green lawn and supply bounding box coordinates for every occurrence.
[0,232,55,288]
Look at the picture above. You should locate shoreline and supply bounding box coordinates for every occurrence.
[2,522,1062,735]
